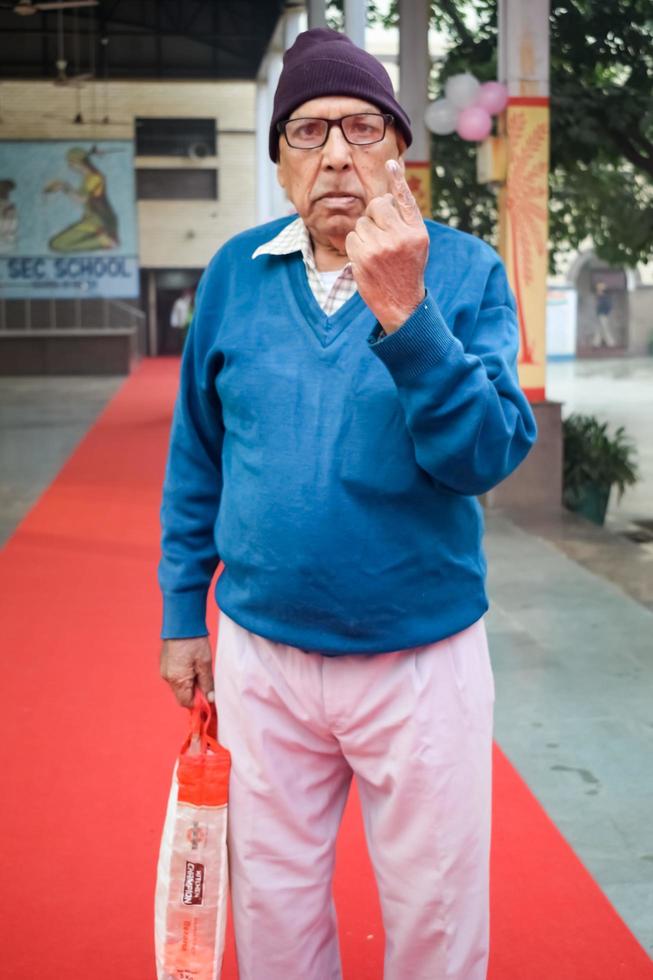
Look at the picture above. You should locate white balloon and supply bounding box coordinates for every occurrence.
[424,98,458,135]
[445,73,481,110]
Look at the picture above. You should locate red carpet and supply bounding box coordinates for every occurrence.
[0,357,650,979]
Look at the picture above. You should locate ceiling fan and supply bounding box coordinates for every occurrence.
[3,0,99,15]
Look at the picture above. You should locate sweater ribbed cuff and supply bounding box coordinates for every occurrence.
[366,290,456,381]
[161,590,209,640]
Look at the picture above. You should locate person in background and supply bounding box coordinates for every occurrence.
[169,288,194,350]
[169,288,193,332]
[158,27,537,980]
[593,281,616,348]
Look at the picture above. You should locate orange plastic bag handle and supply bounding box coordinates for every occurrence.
[177,689,231,807]
[181,689,221,756]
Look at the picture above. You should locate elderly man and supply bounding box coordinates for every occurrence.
[159,27,536,980]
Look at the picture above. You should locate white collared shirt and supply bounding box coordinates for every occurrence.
[252,217,358,316]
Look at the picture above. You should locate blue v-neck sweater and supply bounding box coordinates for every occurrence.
[159,215,537,654]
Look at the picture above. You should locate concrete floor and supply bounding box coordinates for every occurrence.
[0,376,124,547]
[486,514,653,954]
[0,361,652,958]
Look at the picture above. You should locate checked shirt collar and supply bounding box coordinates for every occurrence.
[252,217,357,316]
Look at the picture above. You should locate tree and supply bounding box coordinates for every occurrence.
[546,0,653,268]
[330,0,653,270]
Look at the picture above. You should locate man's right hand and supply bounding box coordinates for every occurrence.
[160,636,215,708]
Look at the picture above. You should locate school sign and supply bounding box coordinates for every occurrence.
[0,140,138,299]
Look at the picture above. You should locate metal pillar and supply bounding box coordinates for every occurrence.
[147,270,158,356]
[397,0,431,217]
[307,0,326,30]
[256,10,304,223]
[344,0,366,48]
[268,50,288,219]
[398,0,429,160]
[255,65,270,225]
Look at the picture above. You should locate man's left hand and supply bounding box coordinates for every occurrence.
[345,159,429,334]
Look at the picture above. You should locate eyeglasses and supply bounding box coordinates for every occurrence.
[277,113,394,150]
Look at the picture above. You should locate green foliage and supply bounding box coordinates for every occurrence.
[362,0,653,269]
[562,413,639,505]
[428,6,498,244]
[431,133,497,243]
[327,0,396,29]
[546,0,653,267]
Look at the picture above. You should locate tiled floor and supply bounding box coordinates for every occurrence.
[1,359,652,956]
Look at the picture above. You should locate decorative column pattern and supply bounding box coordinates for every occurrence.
[498,0,550,402]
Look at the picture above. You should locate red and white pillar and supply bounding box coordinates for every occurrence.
[498,0,551,401]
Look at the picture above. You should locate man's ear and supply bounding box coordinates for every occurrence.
[276,144,287,190]
[395,135,407,174]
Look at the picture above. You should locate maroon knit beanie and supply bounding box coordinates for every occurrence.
[269,28,412,161]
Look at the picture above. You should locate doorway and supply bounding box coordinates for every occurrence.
[144,268,203,355]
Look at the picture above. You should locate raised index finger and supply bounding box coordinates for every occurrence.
[385,159,422,226]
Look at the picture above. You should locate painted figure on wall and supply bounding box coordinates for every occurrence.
[0,179,18,252]
[43,146,119,252]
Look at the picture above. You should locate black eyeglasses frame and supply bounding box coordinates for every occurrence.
[276,112,395,150]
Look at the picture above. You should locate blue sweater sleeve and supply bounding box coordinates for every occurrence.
[158,273,224,639]
[367,256,537,496]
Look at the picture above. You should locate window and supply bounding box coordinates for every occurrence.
[135,118,217,158]
[136,168,218,200]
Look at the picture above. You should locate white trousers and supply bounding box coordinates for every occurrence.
[214,611,495,980]
[593,313,616,347]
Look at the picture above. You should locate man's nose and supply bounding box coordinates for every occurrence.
[321,125,352,169]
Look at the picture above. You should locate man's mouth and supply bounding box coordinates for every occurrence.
[317,192,359,206]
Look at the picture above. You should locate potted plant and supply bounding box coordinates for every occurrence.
[562,413,639,525]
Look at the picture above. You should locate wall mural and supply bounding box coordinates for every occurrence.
[0,140,138,299]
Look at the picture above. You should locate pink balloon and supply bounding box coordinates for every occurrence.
[477,81,509,115]
[456,106,493,141]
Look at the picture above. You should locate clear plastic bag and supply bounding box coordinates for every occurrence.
[155,690,231,980]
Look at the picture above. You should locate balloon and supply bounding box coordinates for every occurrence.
[456,105,493,141]
[424,98,458,136]
[477,81,509,115]
[445,73,481,110]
